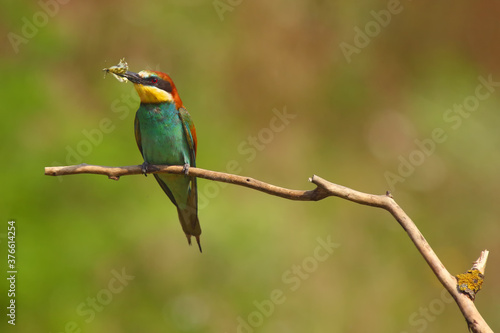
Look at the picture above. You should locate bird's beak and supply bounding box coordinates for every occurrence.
[115,71,142,84]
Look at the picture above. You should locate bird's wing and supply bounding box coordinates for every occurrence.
[178,107,197,164]
[178,107,198,223]
[134,112,143,157]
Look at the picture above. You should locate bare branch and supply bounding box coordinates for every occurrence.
[44,163,493,333]
[472,250,489,275]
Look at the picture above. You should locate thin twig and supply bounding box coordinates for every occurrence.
[472,250,489,275]
[44,163,493,333]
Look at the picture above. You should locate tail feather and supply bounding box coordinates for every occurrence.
[154,173,202,252]
[186,234,202,253]
[177,206,202,253]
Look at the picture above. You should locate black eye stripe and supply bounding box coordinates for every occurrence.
[156,78,173,93]
[142,76,173,93]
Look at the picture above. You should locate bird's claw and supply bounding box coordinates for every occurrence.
[141,162,159,176]
[141,162,149,176]
[183,163,190,175]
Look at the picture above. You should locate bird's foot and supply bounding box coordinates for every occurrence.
[141,162,149,176]
[141,162,159,177]
[182,163,190,175]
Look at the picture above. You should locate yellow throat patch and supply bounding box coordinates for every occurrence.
[133,84,174,104]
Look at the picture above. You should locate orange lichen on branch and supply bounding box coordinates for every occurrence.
[456,269,484,301]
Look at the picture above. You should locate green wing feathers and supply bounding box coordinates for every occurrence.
[178,107,201,251]
[134,113,143,157]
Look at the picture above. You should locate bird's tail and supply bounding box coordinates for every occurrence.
[153,173,202,252]
[177,206,202,252]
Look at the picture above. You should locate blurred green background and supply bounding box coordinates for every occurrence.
[1,1,499,332]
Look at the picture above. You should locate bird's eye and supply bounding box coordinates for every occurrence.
[151,77,158,84]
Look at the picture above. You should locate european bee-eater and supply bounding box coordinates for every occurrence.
[113,69,202,252]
